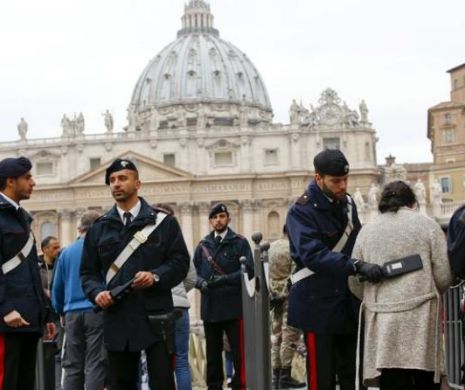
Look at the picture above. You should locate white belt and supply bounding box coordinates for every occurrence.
[105,212,167,284]
[290,267,314,285]
[2,232,35,274]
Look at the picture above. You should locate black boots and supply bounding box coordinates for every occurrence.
[279,367,306,389]
[272,368,281,389]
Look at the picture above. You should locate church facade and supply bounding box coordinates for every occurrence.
[0,0,380,254]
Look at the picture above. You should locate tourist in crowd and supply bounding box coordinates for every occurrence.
[52,210,106,390]
[350,180,452,389]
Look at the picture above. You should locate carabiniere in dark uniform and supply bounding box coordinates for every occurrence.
[80,158,190,390]
[80,198,189,351]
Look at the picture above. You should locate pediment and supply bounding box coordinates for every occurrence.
[205,139,240,151]
[69,151,193,186]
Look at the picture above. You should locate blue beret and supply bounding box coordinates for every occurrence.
[0,157,32,178]
[105,158,138,185]
[209,203,229,219]
[313,149,349,176]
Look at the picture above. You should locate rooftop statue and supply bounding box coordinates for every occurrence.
[76,112,85,134]
[289,99,300,125]
[353,187,365,210]
[103,109,114,132]
[368,183,380,209]
[61,114,71,136]
[17,117,28,140]
[414,178,426,204]
[359,99,369,123]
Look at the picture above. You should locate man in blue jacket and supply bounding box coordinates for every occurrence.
[0,156,56,389]
[80,158,190,390]
[193,203,254,390]
[286,149,382,390]
[52,210,105,390]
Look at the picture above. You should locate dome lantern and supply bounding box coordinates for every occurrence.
[178,0,219,38]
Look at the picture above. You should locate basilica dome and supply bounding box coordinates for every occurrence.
[128,0,272,131]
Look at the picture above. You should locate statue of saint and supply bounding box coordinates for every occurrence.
[431,180,443,205]
[61,114,71,136]
[289,99,300,125]
[17,117,28,140]
[414,178,426,204]
[368,183,380,208]
[103,109,114,132]
[76,112,85,134]
[359,100,368,123]
[353,187,365,210]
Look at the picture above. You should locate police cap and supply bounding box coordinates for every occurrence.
[209,203,229,219]
[0,157,32,179]
[313,149,349,176]
[105,158,138,185]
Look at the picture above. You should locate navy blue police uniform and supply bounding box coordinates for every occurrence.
[0,157,50,389]
[80,159,190,390]
[286,149,362,390]
[193,203,253,390]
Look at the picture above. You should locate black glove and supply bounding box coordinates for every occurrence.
[199,280,210,293]
[208,274,228,288]
[355,260,384,283]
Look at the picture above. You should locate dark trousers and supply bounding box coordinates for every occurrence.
[63,311,105,390]
[107,340,174,390]
[380,369,440,390]
[204,319,245,390]
[304,332,357,390]
[0,332,40,390]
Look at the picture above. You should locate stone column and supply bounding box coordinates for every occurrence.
[289,132,301,170]
[179,202,194,255]
[197,202,211,239]
[58,209,74,246]
[240,200,255,243]
[240,135,251,172]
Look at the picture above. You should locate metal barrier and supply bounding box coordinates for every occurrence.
[444,284,465,389]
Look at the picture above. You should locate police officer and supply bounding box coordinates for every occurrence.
[269,225,305,389]
[286,149,383,390]
[0,156,56,389]
[193,203,254,390]
[80,159,190,390]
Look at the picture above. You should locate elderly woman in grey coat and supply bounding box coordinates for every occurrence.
[349,181,452,390]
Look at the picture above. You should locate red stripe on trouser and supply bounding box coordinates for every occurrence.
[238,319,246,389]
[306,332,318,390]
[0,334,4,390]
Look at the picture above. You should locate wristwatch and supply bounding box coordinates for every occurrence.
[152,273,160,283]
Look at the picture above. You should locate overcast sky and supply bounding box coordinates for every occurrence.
[0,0,463,163]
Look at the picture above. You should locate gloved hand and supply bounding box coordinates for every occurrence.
[208,274,228,288]
[199,280,210,293]
[355,260,384,283]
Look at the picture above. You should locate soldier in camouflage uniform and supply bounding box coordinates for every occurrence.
[269,226,305,389]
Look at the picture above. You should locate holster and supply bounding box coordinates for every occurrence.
[147,312,176,355]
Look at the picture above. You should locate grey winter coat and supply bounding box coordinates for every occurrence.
[349,207,452,387]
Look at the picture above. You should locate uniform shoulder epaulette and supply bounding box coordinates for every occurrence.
[295,191,310,205]
[151,205,173,216]
[93,214,106,223]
